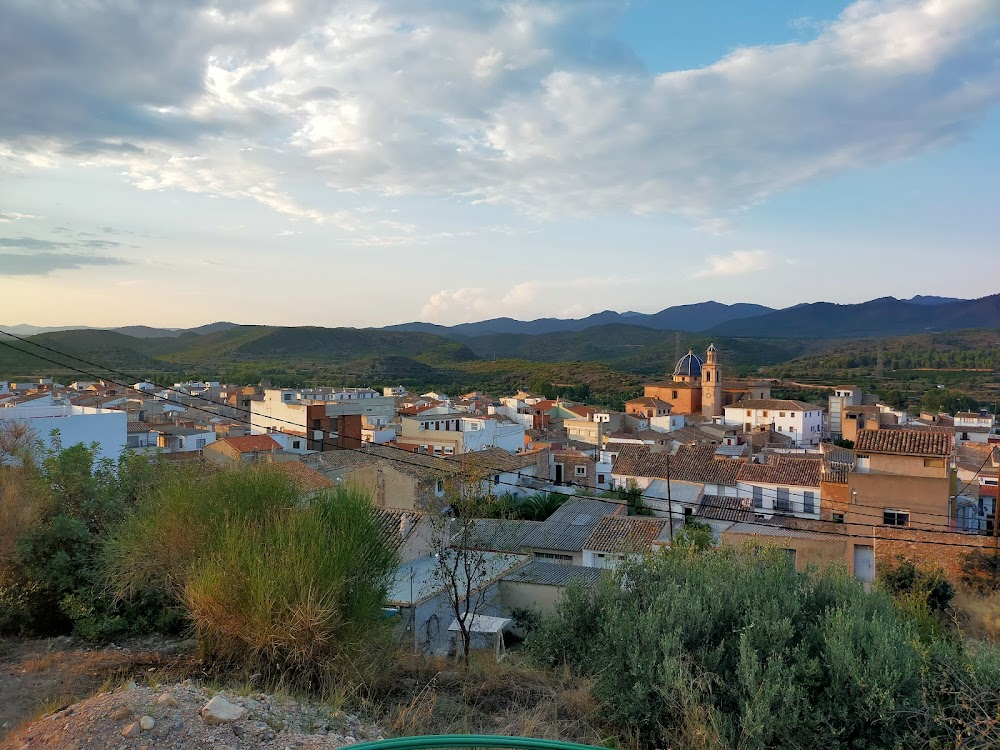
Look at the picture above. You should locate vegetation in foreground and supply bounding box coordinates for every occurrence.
[3,428,1000,748]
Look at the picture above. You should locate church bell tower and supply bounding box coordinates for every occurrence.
[702,343,723,418]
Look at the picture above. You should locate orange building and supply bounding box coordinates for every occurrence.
[642,345,768,417]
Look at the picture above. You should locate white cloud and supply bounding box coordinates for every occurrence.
[0,210,37,223]
[0,0,998,224]
[693,250,771,279]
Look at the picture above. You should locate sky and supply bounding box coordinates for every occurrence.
[1,0,998,328]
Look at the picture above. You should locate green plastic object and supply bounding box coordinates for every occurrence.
[348,735,607,750]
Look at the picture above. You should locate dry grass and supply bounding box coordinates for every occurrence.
[953,589,1000,643]
[0,467,41,566]
[354,650,610,745]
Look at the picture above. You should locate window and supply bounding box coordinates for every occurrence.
[443,446,454,455]
[790,412,796,418]
[779,412,785,417]
[923,458,944,468]
[435,479,445,495]
[684,507,693,517]
[762,411,768,417]
[292,440,301,449]
[883,509,909,527]
[597,474,606,484]
[196,438,206,449]
[752,486,763,508]
[283,393,292,401]
[833,512,845,524]
[776,487,791,511]
[575,465,587,477]
[494,474,500,485]
[746,410,752,417]
[535,552,573,563]
[803,491,816,514]
[672,390,679,400]
[705,371,711,382]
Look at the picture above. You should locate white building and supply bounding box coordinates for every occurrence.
[0,403,126,461]
[250,387,396,448]
[735,458,821,520]
[649,414,686,433]
[724,399,825,447]
[383,385,408,398]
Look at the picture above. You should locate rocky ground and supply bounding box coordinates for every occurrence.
[0,637,383,750]
[2,679,383,750]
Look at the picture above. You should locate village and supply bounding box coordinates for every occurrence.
[3,342,997,659]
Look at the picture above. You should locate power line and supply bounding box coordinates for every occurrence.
[1,333,994,549]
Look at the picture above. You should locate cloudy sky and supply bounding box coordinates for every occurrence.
[1,0,998,328]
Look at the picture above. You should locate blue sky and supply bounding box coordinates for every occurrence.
[1,0,998,328]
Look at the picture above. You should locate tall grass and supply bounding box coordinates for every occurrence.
[105,465,399,688]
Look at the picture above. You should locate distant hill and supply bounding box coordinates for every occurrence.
[386,301,774,337]
[707,295,1000,339]
[0,322,240,338]
[905,295,965,306]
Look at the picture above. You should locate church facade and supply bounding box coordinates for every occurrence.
[639,345,769,418]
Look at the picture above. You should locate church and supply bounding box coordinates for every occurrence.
[631,344,770,418]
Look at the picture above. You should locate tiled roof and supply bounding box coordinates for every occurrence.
[728,399,824,412]
[625,396,673,410]
[520,498,622,553]
[843,405,880,415]
[272,460,336,493]
[583,515,666,553]
[956,443,999,473]
[502,560,602,587]
[213,434,282,453]
[447,447,542,474]
[715,443,749,457]
[823,465,850,484]
[697,494,753,522]
[736,457,822,487]
[126,421,152,433]
[612,444,745,486]
[725,521,846,541]
[461,519,543,551]
[371,508,425,551]
[855,428,952,457]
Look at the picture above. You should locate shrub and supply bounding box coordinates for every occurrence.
[961,548,1000,595]
[877,555,955,613]
[0,437,175,639]
[107,465,399,688]
[527,545,952,749]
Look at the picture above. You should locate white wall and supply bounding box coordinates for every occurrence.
[650,414,686,433]
[724,405,824,446]
[1,404,126,461]
[737,481,820,519]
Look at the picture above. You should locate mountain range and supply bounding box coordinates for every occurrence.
[2,294,994,344]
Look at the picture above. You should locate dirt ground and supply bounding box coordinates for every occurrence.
[0,635,199,743]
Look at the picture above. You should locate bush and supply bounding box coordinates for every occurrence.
[0,437,175,639]
[526,544,992,749]
[877,555,955,613]
[961,549,1000,595]
[106,465,399,688]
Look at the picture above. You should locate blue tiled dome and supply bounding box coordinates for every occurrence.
[674,350,703,378]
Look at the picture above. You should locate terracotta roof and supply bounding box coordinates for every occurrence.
[823,465,851,484]
[371,508,425,551]
[736,457,822,487]
[697,494,753,522]
[979,484,998,498]
[272,461,336,493]
[212,434,282,454]
[855,429,952,457]
[582,515,666,553]
[612,444,745,486]
[729,398,824,412]
[625,396,673,410]
[956,443,999,473]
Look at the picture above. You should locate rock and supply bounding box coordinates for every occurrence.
[155,693,178,707]
[121,721,141,738]
[122,680,138,692]
[200,696,246,725]
[140,715,155,730]
[111,706,133,721]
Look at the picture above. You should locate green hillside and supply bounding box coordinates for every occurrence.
[462,325,821,376]
[0,329,171,379]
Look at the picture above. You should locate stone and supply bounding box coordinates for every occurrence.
[139,715,155,730]
[122,680,138,692]
[200,696,246,725]
[121,721,141,738]
[110,706,133,721]
[156,693,178,707]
